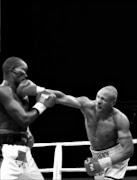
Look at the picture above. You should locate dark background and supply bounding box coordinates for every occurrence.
[1,2,137,179]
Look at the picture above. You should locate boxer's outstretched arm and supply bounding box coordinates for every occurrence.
[17,80,93,109]
[46,89,93,109]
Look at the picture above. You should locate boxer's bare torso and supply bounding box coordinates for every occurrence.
[0,84,28,133]
[81,104,120,150]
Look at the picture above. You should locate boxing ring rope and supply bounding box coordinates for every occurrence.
[33,139,137,180]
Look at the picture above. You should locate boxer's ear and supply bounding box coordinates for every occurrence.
[112,99,116,106]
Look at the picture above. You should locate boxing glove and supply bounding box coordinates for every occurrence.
[26,128,35,149]
[17,79,45,97]
[84,157,112,176]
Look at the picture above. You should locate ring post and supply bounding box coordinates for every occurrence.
[53,144,62,180]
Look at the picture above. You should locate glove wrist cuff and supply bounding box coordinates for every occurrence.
[98,157,112,169]
[36,86,45,94]
[32,102,46,114]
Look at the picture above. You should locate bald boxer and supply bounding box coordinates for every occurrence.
[0,57,56,180]
[45,86,134,180]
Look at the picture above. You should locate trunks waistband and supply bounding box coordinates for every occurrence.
[90,143,120,153]
[0,133,28,146]
[90,143,122,159]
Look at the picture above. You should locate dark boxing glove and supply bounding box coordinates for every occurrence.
[17,79,45,97]
[84,157,112,176]
[26,128,35,149]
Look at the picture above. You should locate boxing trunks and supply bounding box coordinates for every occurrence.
[90,143,129,180]
[0,133,44,180]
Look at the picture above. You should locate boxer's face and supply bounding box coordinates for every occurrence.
[95,89,113,112]
[12,61,28,85]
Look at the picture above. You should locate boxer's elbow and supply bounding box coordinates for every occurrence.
[128,145,134,157]
[16,112,38,128]
[17,116,29,128]
[124,144,134,159]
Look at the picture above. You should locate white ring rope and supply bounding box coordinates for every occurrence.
[33,139,137,180]
[33,139,137,147]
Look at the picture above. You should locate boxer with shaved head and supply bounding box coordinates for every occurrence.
[45,86,134,180]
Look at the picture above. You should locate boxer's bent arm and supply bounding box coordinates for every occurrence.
[111,114,134,165]
[0,88,40,128]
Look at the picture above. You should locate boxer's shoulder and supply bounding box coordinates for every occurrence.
[0,85,12,98]
[78,96,94,108]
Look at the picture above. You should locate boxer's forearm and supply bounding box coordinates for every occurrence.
[45,89,65,98]
[111,142,134,165]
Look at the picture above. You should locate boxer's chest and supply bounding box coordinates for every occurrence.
[94,119,116,140]
[13,93,29,110]
[85,115,117,142]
